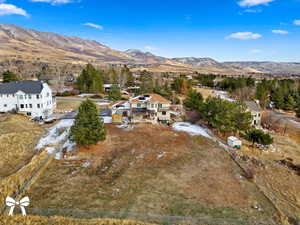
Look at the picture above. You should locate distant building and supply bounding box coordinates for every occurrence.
[0,81,55,119]
[245,101,262,126]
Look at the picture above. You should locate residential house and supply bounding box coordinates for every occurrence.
[111,101,131,123]
[245,101,262,127]
[0,80,55,119]
[129,93,171,124]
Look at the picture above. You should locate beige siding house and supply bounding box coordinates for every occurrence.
[129,94,171,124]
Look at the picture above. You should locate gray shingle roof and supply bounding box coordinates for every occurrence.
[245,101,262,112]
[0,81,44,94]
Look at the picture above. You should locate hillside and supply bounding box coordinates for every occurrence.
[0,24,299,76]
[225,61,300,75]
[0,24,242,75]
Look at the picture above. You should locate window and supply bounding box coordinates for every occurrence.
[19,95,23,100]
[47,92,50,97]
[137,103,141,108]
[25,104,28,108]
[4,104,7,107]
[151,104,154,108]
[162,111,166,115]
[36,95,40,99]
[20,104,24,109]
[37,104,40,108]
[7,94,9,97]
[158,103,162,108]
[29,104,32,108]
[28,95,32,99]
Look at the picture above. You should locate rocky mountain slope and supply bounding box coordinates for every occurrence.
[0,24,299,77]
[224,61,300,75]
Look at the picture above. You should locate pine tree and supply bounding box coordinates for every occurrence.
[296,100,300,118]
[3,70,19,83]
[184,89,203,111]
[108,85,122,101]
[76,64,104,94]
[70,99,106,146]
[284,95,297,111]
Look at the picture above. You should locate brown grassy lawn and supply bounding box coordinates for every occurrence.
[0,215,154,225]
[55,99,83,112]
[0,114,44,177]
[27,124,278,223]
[192,87,216,99]
[239,134,300,222]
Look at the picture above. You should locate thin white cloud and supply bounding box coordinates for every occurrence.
[144,46,158,51]
[226,32,262,40]
[29,0,72,5]
[0,3,28,16]
[294,20,300,26]
[83,22,103,30]
[272,30,288,35]
[238,0,275,7]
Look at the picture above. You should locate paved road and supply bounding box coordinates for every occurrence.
[268,110,300,129]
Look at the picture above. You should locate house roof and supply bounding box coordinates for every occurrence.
[0,81,44,94]
[245,101,262,112]
[130,93,170,104]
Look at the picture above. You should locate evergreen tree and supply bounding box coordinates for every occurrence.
[70,99,106,146]
[244,129,273,147]
[108,85,122,101]
[296,100,300,118]
[2,70,19,83]
[184,89,203,111]
[76,64,104,94]
[284,95,297,111]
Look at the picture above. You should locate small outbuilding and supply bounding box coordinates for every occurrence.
[227,136,242,149]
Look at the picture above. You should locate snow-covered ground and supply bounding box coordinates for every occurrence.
[172,122,211,139]
[97,101,111,106]
[35,119,75,150]
[78,93,95,98]
[215,91,235,102]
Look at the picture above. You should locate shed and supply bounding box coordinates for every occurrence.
[227,136,242,149]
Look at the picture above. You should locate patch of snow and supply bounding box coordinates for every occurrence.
[63,139,76,152]
[78,93,95,98]
[55,152,62,160]
[45,147,56,155]
[97,101,111,106]
[172,122,211,138]
[35,119,74,150]
[157,152,166,159]
[289,119,300,127]
[215,91,235,102]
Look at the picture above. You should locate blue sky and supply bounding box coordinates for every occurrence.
[0,0,300,61]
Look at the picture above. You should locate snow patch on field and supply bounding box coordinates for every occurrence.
[172,122,211,138]
[35,119,74,150]
[215,91,235,102]
[78,93,95,98]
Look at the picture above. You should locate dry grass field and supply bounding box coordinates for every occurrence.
[55,99,83,112]
[27,124,279,224]
[192,87,216,99]
[0,215,154,225]
[237,133,300,222]
[0,114,44,177]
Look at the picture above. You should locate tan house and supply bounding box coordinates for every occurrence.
[245,101,262,127]
[129,93,171,124]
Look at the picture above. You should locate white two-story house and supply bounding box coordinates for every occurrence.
[0,80,55,119]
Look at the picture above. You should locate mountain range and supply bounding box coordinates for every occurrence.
[0,24,299,77]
